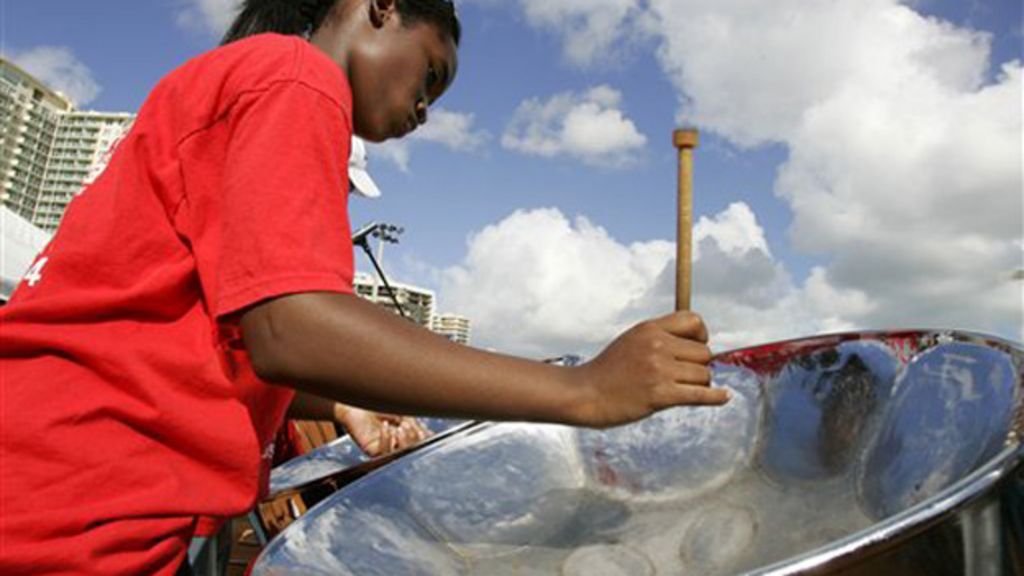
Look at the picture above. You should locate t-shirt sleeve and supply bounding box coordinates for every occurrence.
[176,80,355,318]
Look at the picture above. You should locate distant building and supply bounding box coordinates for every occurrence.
[352,271,471,344]
[0,58,134,231]
[353,271,437,328]
[431,313,471,345]
[0,59,70,222]
[34,110,134,231]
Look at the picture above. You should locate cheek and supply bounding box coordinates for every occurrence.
[348,49,420,140]
[369,51,420,108]
[350,78,391,140]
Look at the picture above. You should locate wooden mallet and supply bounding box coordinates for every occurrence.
[673,128,699,312]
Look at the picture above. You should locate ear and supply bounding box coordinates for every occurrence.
[368,0,398,29]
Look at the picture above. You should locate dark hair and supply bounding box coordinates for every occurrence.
[221,0,461,47]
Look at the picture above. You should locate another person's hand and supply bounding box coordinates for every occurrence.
[334,404,431,458]
[570,311,729,428]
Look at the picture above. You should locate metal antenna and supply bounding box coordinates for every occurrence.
[352,222,409,319]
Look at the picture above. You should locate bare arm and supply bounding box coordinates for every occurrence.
[287,390,341,421]
[241,292,727,429]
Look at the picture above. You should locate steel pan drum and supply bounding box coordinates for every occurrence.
[269,418,467,495]
[252,331,1023,575]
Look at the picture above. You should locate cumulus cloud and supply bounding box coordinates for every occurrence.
[518,0,644,67]
[176,0,240,37]
[461,0,644,66]
[649,0,1021,336]
[413,108,490,151]
[694,203,771,259]
[480,0,1023,341]
[440,205,861,357]
[502,86,647,167]
[370,141,414,173]
[371,108,489,172]
[5,47,100,106]
[440,208,671,357]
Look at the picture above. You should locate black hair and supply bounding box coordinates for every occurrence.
[221,0,461,47]
[394,0,460,46]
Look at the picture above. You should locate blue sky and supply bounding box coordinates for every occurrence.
[2,0,1021,356]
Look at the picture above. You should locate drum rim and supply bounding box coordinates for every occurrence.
[749,442,1021,575]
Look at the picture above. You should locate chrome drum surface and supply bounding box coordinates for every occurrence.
[252,331,1024,575]
[268,418,466,495]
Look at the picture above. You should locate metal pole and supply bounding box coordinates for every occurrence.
[351,223,410,320]
[673,129,699,312]
[356,239,409,320]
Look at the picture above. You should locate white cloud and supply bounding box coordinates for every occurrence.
[176,0,240,37]
[694,203,771,259]
[370,108,489,172]
[647,0,997,146]
[460,0,644,66]
[440,208,669,357]
[481,0,1023,342]
[369,141,413,173]
[517,0,644,67]
[502,86,647,167]
[412,109,490,151]
[6,47,100,106]
[440,205,862,357]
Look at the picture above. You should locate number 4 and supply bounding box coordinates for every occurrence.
[23,257,48,287]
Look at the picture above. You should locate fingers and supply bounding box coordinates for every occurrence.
[374,418,430,456]
[667,360,713,387]
[664,337,713,365]
[385,420,401,450]
[578,310,726,427]
[649,311,708,342]
[394,419,420,448]
[401,416,430,438]
[359,432,383,458]
[376,420,395,456]
[376,413,404,425]
[653,360,726,409]
[655,383,731,409]
[651,315,713,380]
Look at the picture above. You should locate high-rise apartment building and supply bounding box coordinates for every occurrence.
[352,271,471,344]
[1,59,70,222]
[0,58,134,231]
[34,110,134,231]
[353,271,437,328]
[431,313,472,345]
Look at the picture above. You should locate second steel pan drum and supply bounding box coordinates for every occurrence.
[252,330,1024,575]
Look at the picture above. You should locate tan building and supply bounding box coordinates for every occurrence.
[1,59,71,222]
[431,313,471,345]
[352,271,471,343]
[34,110,133,231]
[353,271,437,328]
[0,58,134,231]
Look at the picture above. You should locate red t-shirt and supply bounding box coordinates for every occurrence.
[0,34,355,575]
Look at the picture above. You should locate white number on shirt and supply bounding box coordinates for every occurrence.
[23,257,49,287]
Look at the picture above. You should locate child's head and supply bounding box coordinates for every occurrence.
[223,0,460,142]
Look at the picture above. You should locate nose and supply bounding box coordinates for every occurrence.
[414,99,428,125]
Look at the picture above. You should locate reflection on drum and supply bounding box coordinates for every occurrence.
[252,330,1024,575]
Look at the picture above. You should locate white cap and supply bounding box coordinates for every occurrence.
[349,136,382,199]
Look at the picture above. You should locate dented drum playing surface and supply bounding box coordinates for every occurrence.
[252,330,1024,575]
